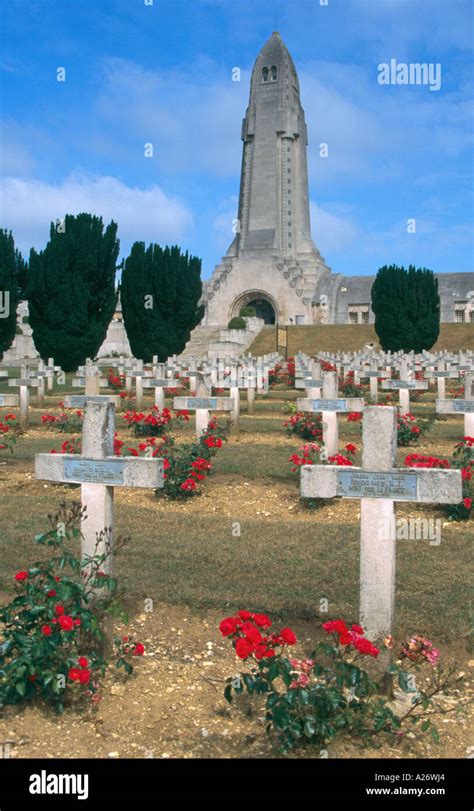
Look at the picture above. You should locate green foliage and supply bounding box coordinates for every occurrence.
[0,230,24,356]
[446,436,473,520]
[239,306,256,318]
[0,503,144,711]
[0,413,19,453]
[27,214,119,372]
[371,265,440,352]
[228,316,246,330]
[121,243,204,362]
[121,417,228,499]
[223,616,456,753]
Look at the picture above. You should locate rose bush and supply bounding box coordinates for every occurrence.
[0,413,18,453]
[122,406,189,437]
[404,437,473,520]
[0,503,144,712]
[284,412,323,441]
[42,408,83,434]
[221,613,457,752]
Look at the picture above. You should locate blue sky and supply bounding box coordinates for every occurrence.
[1,0,473,280]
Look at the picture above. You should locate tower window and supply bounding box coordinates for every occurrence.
[262,67,269,82]
[271,65,278,82]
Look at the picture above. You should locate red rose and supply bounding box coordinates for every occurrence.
[354,637,380,658]
[42,625,52,636]
[78,657,88,668]
[240,622,262,644]
[339,633,353,645]
[78,669,91,684]
[351,624,364,635]
[279,627,297,645]
[323,620,348,636]
[463,497,472,510]
[237,610,252,620]
[133,643,145,656]
[235,638,254,659]
[54,605,65,616]
[68,667,81,681]
[15,571,29,582]
[219,618,238,637]
[252,613,272,629]
[122,636,129,642]
[59,615,74,631]
[46,589,57,598]
[74,618,81,626]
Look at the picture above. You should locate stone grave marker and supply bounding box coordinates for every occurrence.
[8,365,38,428]
[436,372,474,436]
[35,397,164,586]
[297,370,365,455]
[382,359,427,413]
[300,406,461,642]
[174,370,234,437]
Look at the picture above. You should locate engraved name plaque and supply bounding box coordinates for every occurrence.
[145,379,175,387]
[67,396,86,407]
[296,379,322,388]
[187,397,218,409]
[310,399,347,411]
[64,458,124,485]
[337,470,418,500]
[453,400,474,412]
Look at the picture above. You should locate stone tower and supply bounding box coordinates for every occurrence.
[202,31,331,325]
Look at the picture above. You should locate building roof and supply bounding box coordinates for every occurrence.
[250,32,300,99]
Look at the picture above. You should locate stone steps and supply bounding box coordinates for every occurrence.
[178,326,225,359]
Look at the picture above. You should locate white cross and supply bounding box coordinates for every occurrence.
[174,372,234,438]
[35,397,164,587]
[143,377,182,409]
[437,372,474,436]
[297,371,365,456]
[8,365,39,428]
[382,359,427,413]
[300,406,461,641]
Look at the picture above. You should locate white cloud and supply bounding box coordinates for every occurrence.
[0,173,194,258]
[310,202,360,254]
[95,57,249,178]
[212,194,239,254]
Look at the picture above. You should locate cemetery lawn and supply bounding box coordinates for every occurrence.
[0,386,472,760]
[249,323,474,356]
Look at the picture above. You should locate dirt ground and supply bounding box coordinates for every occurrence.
[1,602,472,761]
[0,393,472,761]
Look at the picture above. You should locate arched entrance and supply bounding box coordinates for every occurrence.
[231,291,278,325]
[246,298,276,324]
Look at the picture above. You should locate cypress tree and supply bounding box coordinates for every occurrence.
[121,242,204,362]
[0,230,23,360]
[27,214,119,371]
[371,264,440,352]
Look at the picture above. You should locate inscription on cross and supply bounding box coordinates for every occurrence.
[297,371,365,455]
[300,406,461,642]
[35,397,164,587]
[436,372,474,436]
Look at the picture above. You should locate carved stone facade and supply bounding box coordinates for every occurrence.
[202,32,331,327]
[201,32,473,327]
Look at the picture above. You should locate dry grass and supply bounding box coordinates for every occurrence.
[0,387,472,646]
[248,323,474,356]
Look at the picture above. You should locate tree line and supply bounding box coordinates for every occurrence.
[0,213,204,370]
[0,212,441,366]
